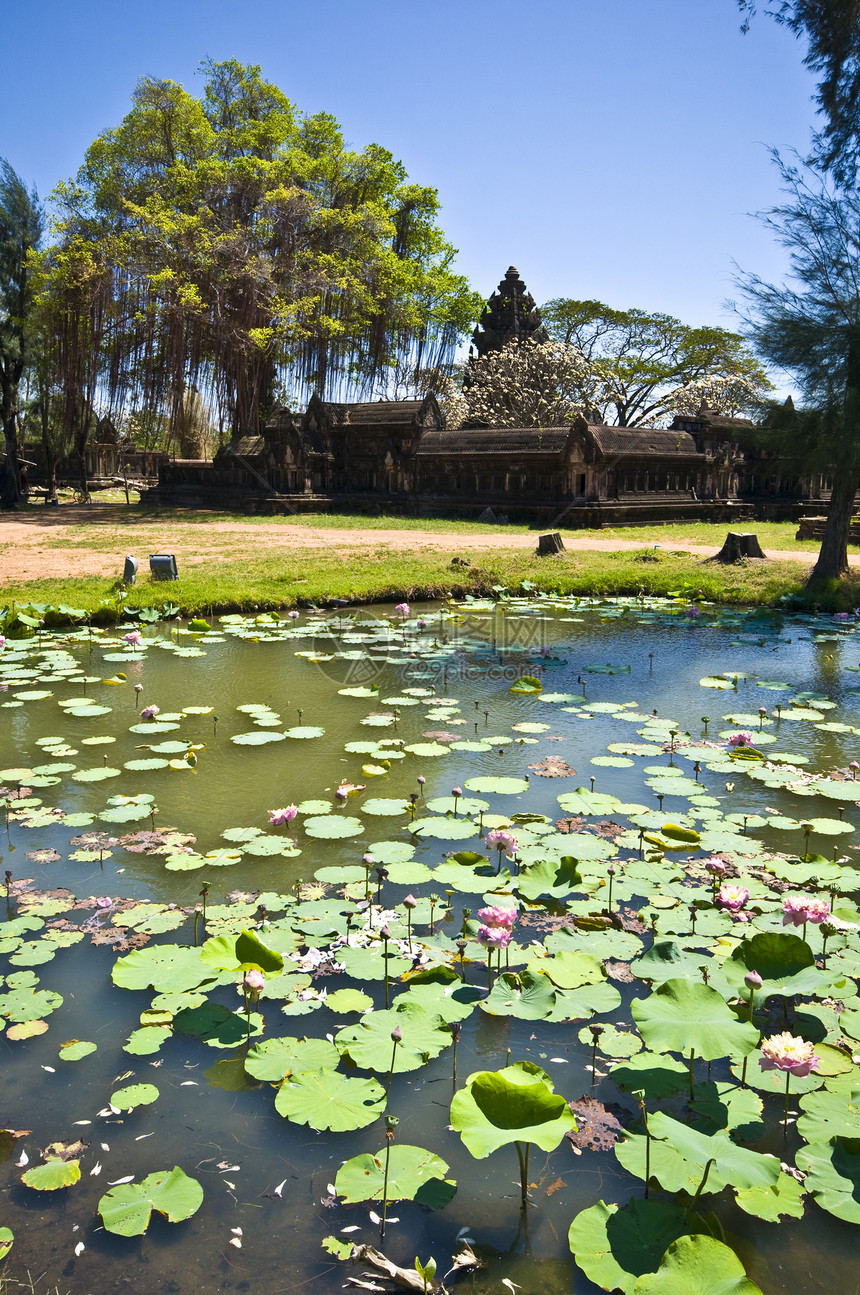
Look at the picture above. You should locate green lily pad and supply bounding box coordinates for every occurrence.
[22,1160,81,1191]
[303,815,364,839]
[335,1144,455,1206]
[632,979,759,1060]
[58,1040,97,1062]
[796,1138,860,1223]
[450,1060,576,1157]
[569,1198,709,1295]
[274,1068,386,1131]
[111,1082,160,1110]
[632,1234,763,1295]
[98,1167,204,1236]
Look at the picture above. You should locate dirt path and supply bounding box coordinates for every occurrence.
[0,504,834,584]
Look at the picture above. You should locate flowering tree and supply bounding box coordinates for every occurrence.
[460,337,613,429]
[666,372,773,419]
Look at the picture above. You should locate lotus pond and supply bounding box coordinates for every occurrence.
[3,594,860,1295]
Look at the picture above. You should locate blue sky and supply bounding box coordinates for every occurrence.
[4,0,816,342]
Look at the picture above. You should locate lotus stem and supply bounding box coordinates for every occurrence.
[450,1021,460,1088]
[381,926,391,1009]
[688,1049,695,1102]
[515,1140,530,1209]
[381,1136,391,1240]
[643,1100,650,1198]
[690,1157,715,1209]
[784,1069,791,1136]
[386,1029,400,1096]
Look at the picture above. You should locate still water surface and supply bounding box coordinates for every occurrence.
[2,598,859,1294]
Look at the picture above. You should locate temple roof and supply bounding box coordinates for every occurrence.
[581,423,701,458]
[417,427,573,456]
[319,398,434,427]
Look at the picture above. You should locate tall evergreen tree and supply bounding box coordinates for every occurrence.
[738,150,860,581]
[738,1,860,182]
[0,160,42,506]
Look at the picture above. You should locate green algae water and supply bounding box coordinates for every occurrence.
[2,595,860,1295]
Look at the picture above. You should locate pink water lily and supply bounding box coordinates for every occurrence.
[394,603,410,617]
[244,968,265,993]
[718,883,749,913]
[140,704,160,719]
[477,905,517,930]
[477,925,512,949]
[485,828,519,857]
[288,610,300,619]
[783,895,830,927]
[727,731,753,747]
[269,805,298,825]
[759,1032,820,1077]
[123,631,143,647]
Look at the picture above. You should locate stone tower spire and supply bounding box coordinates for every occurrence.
[470,266,548,359]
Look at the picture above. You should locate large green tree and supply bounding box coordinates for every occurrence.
[0,159,42,506]
[539,299,772,426]
[739,150,860,581]
[45,59,480,445]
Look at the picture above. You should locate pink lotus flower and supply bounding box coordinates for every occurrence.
[140,704,160,719]
[782,895,830,927]
[477,925,512,949]
[759,1032,820,1077]
[95,896,113,909]
[705,856,727,877]
[123,631,143,647]
[244,968,265,992]
[718,883,749,913]
[269,805,298,825]
[485,828,519,857]
[394,603,410,617]
[288,610,300,619]
[477,905,517,930]
[727,732,753,747]
[134,683,143,694]
[0,636,5,650]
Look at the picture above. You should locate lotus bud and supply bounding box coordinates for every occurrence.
[403,894,417,909]
[588,1023,605,1038]
[380,925,391,940]
[391,1025,402,1043]
[744,970,763,990]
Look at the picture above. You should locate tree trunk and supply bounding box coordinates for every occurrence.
[808,470,859,581]
[2,424,21,506]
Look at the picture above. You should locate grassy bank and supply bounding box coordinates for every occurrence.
[9,501,823,552]
[1,544,852,618]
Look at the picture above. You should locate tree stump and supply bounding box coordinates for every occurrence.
[713,532,766,563]
[537,532,566,556]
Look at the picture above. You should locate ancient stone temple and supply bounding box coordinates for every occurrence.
[143,269,826,523]
[468,266,548,361]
